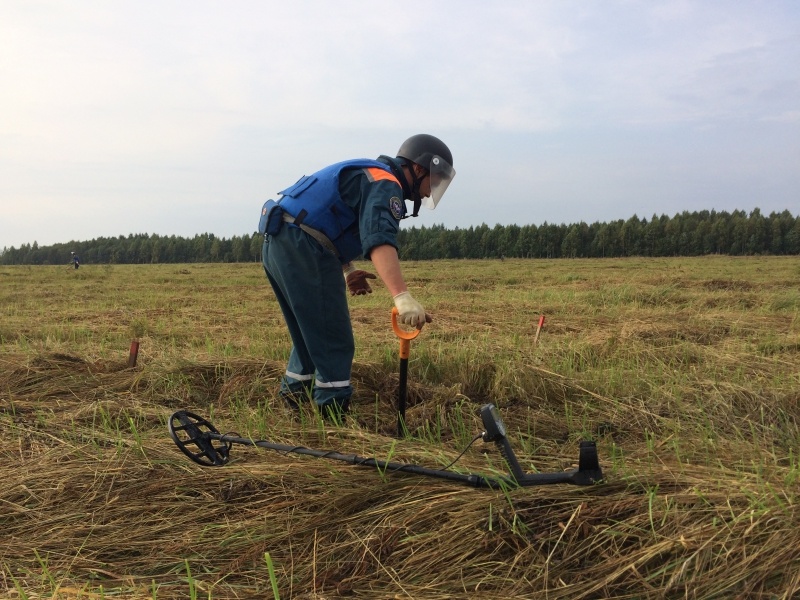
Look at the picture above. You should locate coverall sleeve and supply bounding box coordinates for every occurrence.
[340,170,404,260]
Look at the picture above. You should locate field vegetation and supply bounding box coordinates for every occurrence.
[1,256,799,599]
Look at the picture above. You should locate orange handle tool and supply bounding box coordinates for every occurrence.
[392,306,421,358]
[392,307,422,437]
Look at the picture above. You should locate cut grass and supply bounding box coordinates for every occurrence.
[0,256,799,598]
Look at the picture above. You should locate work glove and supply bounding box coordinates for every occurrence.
[393,291,432,328]
[344,267,377,296]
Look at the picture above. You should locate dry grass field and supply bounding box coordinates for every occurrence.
[1,256,799,599]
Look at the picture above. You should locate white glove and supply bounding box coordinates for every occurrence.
[393,291,428,328]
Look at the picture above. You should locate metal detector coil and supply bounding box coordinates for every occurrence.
[167,405,603,487]
[168,410,232,466]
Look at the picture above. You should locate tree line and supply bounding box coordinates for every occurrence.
[0,233,264,266]
[2,208,798,266]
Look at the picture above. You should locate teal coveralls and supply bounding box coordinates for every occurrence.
[262,156,408,412]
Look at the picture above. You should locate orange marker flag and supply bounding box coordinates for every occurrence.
[534,315,545,345]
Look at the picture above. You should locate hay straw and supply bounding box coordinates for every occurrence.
[2,353,799,599]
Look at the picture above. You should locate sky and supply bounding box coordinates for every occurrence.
[1,1,799,250]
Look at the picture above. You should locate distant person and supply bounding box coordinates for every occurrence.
[259,134,456,422]
[70,252,80,269]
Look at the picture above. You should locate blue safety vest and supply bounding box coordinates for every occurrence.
[259,159,404,262]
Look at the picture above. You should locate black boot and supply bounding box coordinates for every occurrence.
[319,399,350,425]
[280,386,312,412]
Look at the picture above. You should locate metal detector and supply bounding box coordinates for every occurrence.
[168,404,603,487]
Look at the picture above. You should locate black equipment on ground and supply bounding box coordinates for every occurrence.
[168,405,603,488]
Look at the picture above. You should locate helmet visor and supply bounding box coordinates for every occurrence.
[421,155,456,210]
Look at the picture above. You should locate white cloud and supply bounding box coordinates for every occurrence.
[1,1,799,249]
[761,110,800,123]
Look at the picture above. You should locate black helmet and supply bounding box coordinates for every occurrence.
[396,134,456,212]
[397,134,453,169]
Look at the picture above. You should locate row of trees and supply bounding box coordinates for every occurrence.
[2,209,798,265]
[399,208,800,260]
[1,233,264,266]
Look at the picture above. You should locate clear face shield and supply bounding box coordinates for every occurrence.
[420,155,456,210]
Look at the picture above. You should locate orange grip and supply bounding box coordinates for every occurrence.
[392,307,420,359]
[391,307,422,341]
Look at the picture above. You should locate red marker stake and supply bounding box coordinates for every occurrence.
[534,315,545,345]
[128,340,140,368]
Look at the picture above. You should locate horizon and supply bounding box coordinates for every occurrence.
[4,204,794,251]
